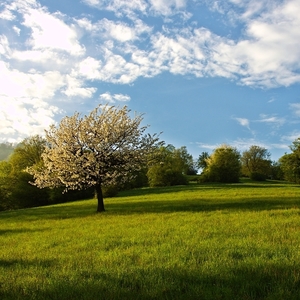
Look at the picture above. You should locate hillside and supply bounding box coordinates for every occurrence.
[0,143,14,161]
[1,180,300,299]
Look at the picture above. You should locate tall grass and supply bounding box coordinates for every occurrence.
[1,179,300,299]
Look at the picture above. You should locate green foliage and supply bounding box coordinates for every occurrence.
[186,175,201,183]
[174,146,197,175]
[241,145,272,177]
[202,144,241,183]
[147,145,190,187]
[0,136,49,210]
[279,138,300,183]
[250,172,266,181]
[147,165,187,187]
[270,161,284,180]
[0,142,15,161]
[120,168,149,190]
[102,185,119,197]
[48,187,94,204]
[9,135,46,171]
[197,151,210,171]
[1,182,300,299]
[0,135,91,211]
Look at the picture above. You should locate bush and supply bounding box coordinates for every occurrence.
[250,172,266,181]
[147,165,187,187]
[102,185,119,197]
[203,145,241,183]
[48,187,94,204]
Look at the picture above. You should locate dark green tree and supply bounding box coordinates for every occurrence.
[197,152,210,172]
[147,145,193,187]
[0,136,49,210]
[201,144,241,183]
[173,146,197,175]
[279,138,300,183]
[241,145,272,180]
[0,142,15,161]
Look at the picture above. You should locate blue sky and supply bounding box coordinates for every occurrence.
[1,0,300,161]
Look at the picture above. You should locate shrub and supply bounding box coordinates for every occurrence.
[250,172,266,181]
[102,185,119,198]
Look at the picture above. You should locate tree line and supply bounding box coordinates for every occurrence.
[1,105,299,212]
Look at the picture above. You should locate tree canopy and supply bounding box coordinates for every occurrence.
[28,105,162,212]
[147,145,194,187]
[279,138,300,183]
[0,142,15,161]
[241,145,271,180]
[201,145,241,183]
[0,136,49,211]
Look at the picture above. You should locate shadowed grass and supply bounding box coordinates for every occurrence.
[1,180,300,299]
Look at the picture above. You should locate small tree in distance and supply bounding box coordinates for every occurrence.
[201,145,241,183]
[29,105,162,212]
[241,145,271,180]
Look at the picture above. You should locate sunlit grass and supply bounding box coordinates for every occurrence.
[1,179,300,299]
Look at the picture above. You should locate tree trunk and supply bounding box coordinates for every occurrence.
[95,184,105,212]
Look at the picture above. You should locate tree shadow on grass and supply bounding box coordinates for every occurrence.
[118,181,299,198]
[0,228,49,236]
[105,196,300,216]
[0,258,54,268]
[0,201,97,221]
[1,262,300,300]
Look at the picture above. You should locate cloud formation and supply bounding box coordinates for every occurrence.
[99,92,131,103]
[235,118,250,129]
[0,0,300,142]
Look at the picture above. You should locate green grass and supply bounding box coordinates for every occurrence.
[1,179,300,299]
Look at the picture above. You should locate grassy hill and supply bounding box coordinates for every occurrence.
[1,179,300,299]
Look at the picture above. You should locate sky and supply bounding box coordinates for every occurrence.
[0,0,300,161]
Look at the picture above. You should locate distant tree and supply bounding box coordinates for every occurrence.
[201,145,241,183]
[279,138,300,183]
[241,145,272,180]
[28,105,161,212]
[147,145,191,187]
[173,146,197,175]
[0,142,15,161]
[270,161,284,180]
[0,161,14,211]
[197,152,210,172]
[9,135,47,171]
[0,136,49,210]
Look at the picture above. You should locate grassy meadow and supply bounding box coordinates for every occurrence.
[1,179,300,299]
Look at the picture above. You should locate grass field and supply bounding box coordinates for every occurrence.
[1,179,300,299]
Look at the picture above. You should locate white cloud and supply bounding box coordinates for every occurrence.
[0,8,15,20]
[63,75,97,98]
[257,114,285,127]
[0,94,61,142]
[230,138,269,151]
[77,18,152,43]
[0,61,65,99]
[280,131,300,144]
[12,26,21,35]
[101,19,140,42]
[235,118,250,129]
[289,103,300,117]
[82,0,190,18]
[197,138,288,156]
[99,92,131,103]
[82,0,148,18]
[149,0,187,16]
[22,8,85,56]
